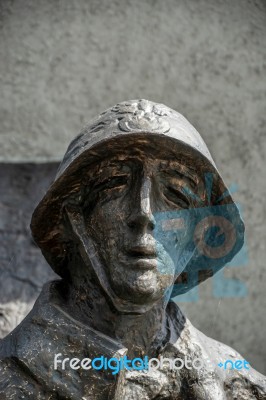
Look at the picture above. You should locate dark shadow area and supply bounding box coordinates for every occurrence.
[0,163,59,336]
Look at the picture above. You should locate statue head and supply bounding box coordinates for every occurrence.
[31,100,244,313]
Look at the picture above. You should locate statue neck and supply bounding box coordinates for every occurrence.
[59,279,169,359]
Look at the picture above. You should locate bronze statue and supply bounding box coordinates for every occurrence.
[0,99,265,399]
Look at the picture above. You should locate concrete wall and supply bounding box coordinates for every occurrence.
[0,0,266,373]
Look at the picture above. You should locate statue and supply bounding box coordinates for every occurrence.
[0,99,265,399]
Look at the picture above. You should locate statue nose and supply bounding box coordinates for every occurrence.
[127,176,156,232]
[127,211,156,231]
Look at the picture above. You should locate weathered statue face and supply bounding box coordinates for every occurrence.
[31,100,244,308]
[81,153,197,306]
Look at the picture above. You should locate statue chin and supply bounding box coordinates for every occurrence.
[113,283,159,305]
[82,259,161,314]
[98,274,168,314]
[108,275,173,313]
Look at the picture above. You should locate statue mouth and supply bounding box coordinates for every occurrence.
[128,258,158,270]
[125,245,158,270]
[127,244,157,258]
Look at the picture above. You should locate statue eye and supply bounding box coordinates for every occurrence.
[94,174,129,192]
[164,185,190,208]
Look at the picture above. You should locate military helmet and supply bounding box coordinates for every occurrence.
[31,99,244,294]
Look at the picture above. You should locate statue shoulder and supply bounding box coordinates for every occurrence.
[195,326,266,398]
[167,302,266,398]
[0,309,47,399]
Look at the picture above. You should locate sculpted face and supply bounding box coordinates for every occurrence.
[29,101,244,311]
[81,154,198,306]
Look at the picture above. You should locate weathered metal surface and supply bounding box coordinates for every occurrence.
[0,100,265,399]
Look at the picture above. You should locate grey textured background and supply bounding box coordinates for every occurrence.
[0,0,266,374]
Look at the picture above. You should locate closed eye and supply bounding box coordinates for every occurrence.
[164,186,190,208]
[93,175,129,192]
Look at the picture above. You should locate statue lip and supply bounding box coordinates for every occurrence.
[126,245,158,259]
[128,258,158,270]
[126,245,158,269]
